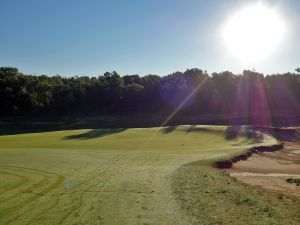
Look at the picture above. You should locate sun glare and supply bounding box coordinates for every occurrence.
[222,3,286,63]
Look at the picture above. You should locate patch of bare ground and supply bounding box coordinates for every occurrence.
[228,142,300,198]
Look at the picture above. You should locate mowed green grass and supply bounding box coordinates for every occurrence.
[0,125,291,225]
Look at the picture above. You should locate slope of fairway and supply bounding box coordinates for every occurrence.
[0,125,277,225]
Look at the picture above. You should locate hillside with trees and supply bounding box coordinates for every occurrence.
[1,67,300,126]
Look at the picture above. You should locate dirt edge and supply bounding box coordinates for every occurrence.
[214,143,284,169]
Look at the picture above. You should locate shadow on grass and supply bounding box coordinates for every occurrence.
[186,125,221,134]
[162,125,264,145]
[162,126,177,133]
[0,121,126,136]
[63,128,127,140]
[253,126,300,142]
[225,126,264,143]
[0,123,67,136]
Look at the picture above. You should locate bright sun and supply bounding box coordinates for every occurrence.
[222,3,286,63]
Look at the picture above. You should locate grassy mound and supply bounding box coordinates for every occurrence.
[0,125,280,225]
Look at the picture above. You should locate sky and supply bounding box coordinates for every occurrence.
[0,0,300,76]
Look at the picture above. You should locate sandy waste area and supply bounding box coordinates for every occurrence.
[228,142,300,198]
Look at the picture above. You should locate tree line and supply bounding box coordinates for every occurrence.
[1,67,300,125]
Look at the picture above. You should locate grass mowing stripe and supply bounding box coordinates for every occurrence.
[4,174,65,225]
[0,170,29,195]
[0,167,49,204]
[24,197,60,225]
[57,155,124,224]
[0,166,65,224]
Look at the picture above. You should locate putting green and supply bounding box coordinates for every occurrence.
[0,125,276,225]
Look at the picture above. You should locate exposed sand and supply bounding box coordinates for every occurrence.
[228,142,300,198]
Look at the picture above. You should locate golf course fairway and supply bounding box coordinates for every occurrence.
[1,125,297,225]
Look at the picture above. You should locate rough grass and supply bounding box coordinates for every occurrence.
[0,125,280,225]
[172,161,300,225]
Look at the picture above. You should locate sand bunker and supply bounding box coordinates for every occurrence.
[228,142,300,198]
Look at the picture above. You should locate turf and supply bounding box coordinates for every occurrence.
[0,125,284,225]
[172,163,300,225]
